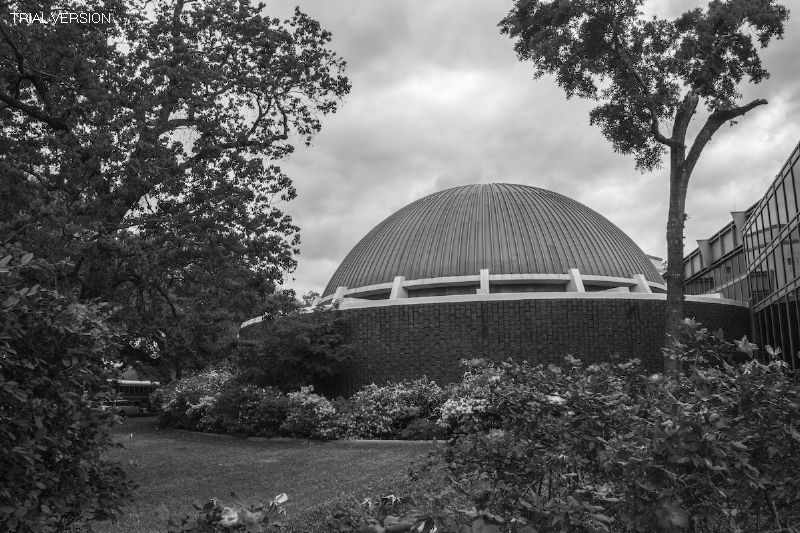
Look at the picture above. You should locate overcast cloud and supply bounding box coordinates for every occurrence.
[267,0,800,297]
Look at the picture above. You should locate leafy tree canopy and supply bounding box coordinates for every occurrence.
[0,0,350,376]
[501,0,788,171]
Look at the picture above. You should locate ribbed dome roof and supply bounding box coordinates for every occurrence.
[323,183,662,296]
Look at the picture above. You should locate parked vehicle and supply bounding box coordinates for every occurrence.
[107,379,160,412]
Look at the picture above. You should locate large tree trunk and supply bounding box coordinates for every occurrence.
[665,164,689,371]
[661,92,699,372]
[663,126,692,372]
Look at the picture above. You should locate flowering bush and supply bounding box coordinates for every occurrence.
[154,366,234,429]
[437,323,800,532]
[213,384,289,437]
[438,358,509,432]
[339,378,446,439]
[280,386,339,439]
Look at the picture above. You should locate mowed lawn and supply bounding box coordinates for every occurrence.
[96,417,435,533]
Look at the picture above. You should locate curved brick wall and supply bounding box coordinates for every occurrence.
[330,298,750,396]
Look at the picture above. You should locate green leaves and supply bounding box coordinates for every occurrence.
[1,247,133,531]
[158,494,288,533]
[436,325,800,532]
[501,0,788,171]
[1,0,351,379]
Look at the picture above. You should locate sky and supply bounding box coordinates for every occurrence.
[268,0,800,297]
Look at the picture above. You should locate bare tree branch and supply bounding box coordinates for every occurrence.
[684,98,768,177]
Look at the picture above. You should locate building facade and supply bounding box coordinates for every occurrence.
[684,140,800,368]
[292,183,749,394]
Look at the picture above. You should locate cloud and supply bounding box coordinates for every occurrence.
[267,0,800,296]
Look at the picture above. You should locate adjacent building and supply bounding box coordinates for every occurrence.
[684,140,800,368]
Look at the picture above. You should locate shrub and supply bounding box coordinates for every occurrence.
[280,386,339,439]
[399,417,445,440]
[213,383,288,437]
[437,323,800,532]
[154,366,234,429]
[340,378,446,439]
[0,248,133,532]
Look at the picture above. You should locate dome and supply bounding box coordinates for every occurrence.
[323,183,663,298]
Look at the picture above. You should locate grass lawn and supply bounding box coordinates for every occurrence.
[96,416,436,532]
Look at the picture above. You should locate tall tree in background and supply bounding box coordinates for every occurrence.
[500,0,789,356]
[1,1,350,376]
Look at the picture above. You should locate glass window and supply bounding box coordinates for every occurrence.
[790,226,800,283]
[748,232,758,265]
[785,169,798,221]
[750,259,767,303]
[722,230,734,254]
[777,183,788,227]
[757,212,766,249]
[733,253,744,278]
[711,239,722,262]
[774,243,787,288]
[793,165,800,215]
[784,235,796,283]
[723,259,732,284]
[766,251,777,294]
[768,195,779,241]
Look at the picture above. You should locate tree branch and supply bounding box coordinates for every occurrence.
[672,91,699,146]
[154,282,181,320]
[0,21,25,74]
[709,98,768,122]
[684,98,768,178]
[0,21,57,114]
[0,89,69,130]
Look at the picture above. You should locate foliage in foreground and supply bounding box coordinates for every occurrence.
[158,493,288,533]
[0,248,133,532]
[437,323,800,532]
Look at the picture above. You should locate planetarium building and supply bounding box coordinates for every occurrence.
[310,183,749,394]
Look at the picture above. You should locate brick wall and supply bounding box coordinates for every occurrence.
[331,298,750,395]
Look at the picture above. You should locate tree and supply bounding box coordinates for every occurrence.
[500,0,789,355]
[301,290,321,307]
[0,1,350,375]
[237,307,356,395]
